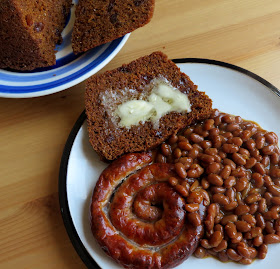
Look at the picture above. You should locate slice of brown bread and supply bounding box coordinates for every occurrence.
[85,51,213,161]
[72,0,155,54]
[0,0,72,71]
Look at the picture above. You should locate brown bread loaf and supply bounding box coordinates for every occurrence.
[72,0,155,54]
[0,0,72,71]
[85,51,213,161]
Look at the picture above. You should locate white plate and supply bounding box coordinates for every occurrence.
[59,59,280,269]
[0,0,129,98]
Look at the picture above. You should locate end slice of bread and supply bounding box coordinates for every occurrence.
[72,0,155,54]
[85,51,213,161]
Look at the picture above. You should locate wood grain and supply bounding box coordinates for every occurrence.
[1,1,280,268]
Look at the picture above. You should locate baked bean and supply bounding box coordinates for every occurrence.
[249,203,259,215]
[185,203,200,213]
[168,133,178,144]
[237,245,256,259]
[238,148,250,158]
[219,165,231,179]
[256,213,266,229]
[193,144,203,153]
[235,205,250,217]
[245,139,256,151]
[245,157,257,169]
[225,188,236,202]
[188,212,201,226]
[177,135,189,143]
[253,162,266,175]
[175,184,189,197]
[213,154,222,163]
[218,151,227,159]
[226,123,240,133]
[265,132,278,144]
[264,234,280,244]
[270,166,280,178]
[204,119,215,131]
[222,143,239,154]
[236,192,245,205]
[207,174,223,187]
[220,214,238,225]
[271,197,280,205]
[253,235,263,247]
[252,173,264,188]
[215,212,224,224]
[213,239,227,252]
[235,177,248,192]
[264,176,273,188]
[235,221,251,232]
[263,210,279,220]
[262,144,275,155]
[233,128,243,137]
[193,246,207,258]
[210,186,226,194]
[223,158,236,170]
[155,153,166,163]
[258,244,268,259]
[224,176,236,189]
[222,114,235,124]
[206,162,221,174]
[212,193,230,206]
[267,184,280,196]
[250,148,261,160]
[231,136,243,147]
[198,153,215,164]
[181,181,190,191]
[173,148,182,159]
[187,191,203,204]
[225,222,237,238]
[223,201,238,211]
[200,239,212,249]
[214,224,224,234]
[223,132,234,140]
[204,214,215,231]
[232,152,246,166]
[271,153,280,165]
[241,214,256,226]
[178,157,193,169]
[187,148,200,159]
[239,258,253,265]
[190,133,204,144]
[201,178,210,189]
[205,147,218,156]
[177,141,192,151]
[200,140,212,150]
[214,114,223,125]
[188,164,204,178]
[218,250,229,262]
[174,162,187,178]
[231,232,243,243]
[255,135,266,149]
[227,248,242,261]
[245,193,261,204]
[212,135,223,148]
[209,231,223,247]
[240,130,252,141]
[261,155,270,167]
[209,128,219,137]
[168,177,178,186]
[161,143,172,156]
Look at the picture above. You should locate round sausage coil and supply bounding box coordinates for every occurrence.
[91,152,206,269]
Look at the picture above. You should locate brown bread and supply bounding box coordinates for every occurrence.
[0,0,72,71]
[72,0,155,54]
[85,51,213,161]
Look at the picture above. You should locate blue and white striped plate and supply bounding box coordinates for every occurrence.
[0,1,130,98]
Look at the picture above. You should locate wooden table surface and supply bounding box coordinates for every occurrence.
[1,0,280,268]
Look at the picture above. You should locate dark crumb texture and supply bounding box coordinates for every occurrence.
[0,0,72,71]
[85,51,213,161]
[72,0,155,54]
